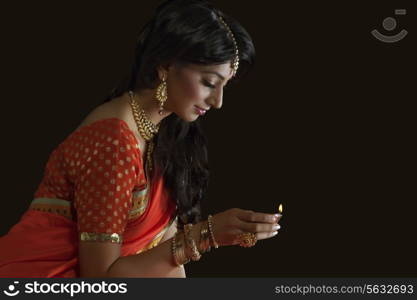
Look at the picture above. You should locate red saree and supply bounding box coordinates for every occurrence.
[0,118,176,277]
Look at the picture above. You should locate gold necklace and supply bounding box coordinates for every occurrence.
[128,90,159,173]
[128,91,160,141]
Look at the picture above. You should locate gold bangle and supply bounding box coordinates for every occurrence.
[207,215,219,249]
[172,232,182,266]
[184,224,202,261]
[172,231,189,265]
[199,220,211,253]
[177,232,190,265]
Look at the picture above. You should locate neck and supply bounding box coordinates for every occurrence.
[129,88,172,125]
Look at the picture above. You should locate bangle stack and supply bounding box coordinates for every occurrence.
[171,215,220,266]
[184,224,202,261]
[171,231,190,266]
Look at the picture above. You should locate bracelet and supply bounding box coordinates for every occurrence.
[171,220,214,265]
[177,232,190,265]
[198,220,211,253]
[172,231,190,266]
[171,232,181,266]
[184,224,202,261]
[207,214,219,249]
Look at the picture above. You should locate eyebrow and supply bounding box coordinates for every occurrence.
[201,71,226,81]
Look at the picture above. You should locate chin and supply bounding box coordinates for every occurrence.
[183,115,199,123]
[174,111,199,123]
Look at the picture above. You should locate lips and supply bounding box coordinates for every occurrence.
[194,106,208,116]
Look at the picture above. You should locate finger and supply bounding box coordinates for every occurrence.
[256,231,279,241]
[239,220,281,233]
[237,210,279,224]
[275,214,283,223]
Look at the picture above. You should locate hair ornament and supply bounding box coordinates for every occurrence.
[217,16,239,77]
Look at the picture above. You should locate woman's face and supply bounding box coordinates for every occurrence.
[163,62,234,122]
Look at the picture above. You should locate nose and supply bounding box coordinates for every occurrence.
[208,87,223,109]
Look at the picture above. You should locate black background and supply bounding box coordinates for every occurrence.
[0,1,415,277]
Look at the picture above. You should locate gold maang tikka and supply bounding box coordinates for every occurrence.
[128,90,160,173]
[217,16,239,77]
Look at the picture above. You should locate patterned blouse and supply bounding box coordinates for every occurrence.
[30,118,151,244]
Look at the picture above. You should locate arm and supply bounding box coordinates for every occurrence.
[73,121,192,278]
[79,221,201,278]
[158,218,186,277]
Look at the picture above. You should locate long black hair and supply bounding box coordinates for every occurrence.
[102,0,255,230]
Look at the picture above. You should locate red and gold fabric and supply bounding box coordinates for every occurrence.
[0,118,177,277]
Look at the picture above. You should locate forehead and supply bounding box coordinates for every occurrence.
[185,63,233,80]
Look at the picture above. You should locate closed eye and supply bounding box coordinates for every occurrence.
[202,80,216,89]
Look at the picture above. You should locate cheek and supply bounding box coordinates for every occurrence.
[170,73,208,105]
[184,83,200,99]
[179,80,205,102]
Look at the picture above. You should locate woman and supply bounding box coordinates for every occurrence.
[0,0,282,278]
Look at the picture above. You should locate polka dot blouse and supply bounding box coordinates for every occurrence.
[32,118,147,244]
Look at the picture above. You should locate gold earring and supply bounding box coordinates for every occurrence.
[156,76,168,115]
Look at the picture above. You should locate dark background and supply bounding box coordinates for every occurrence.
[0,1,415,277]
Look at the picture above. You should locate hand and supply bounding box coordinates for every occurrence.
[210,208,282,247]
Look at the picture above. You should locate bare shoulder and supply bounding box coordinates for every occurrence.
[76,94,133,131]
[75,92,146,161]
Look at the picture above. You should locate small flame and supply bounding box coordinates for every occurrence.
[278,204,283,213]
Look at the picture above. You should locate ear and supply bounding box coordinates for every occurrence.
[156,64,171,81]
